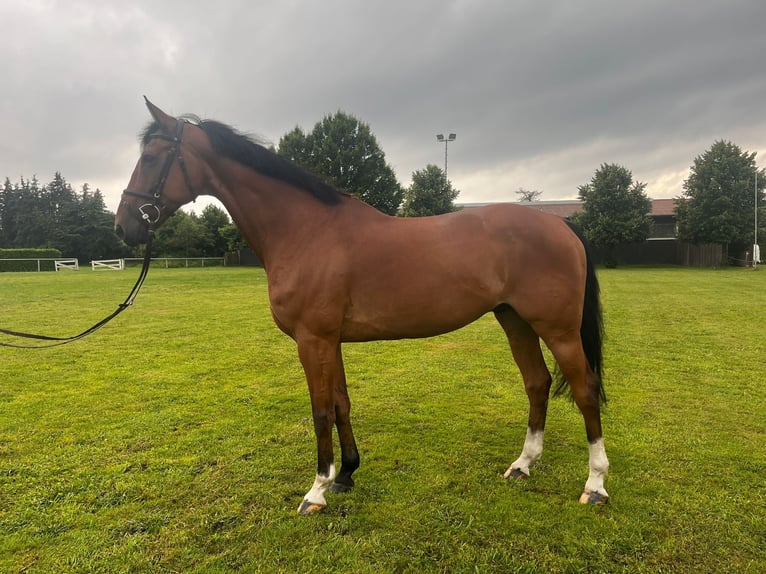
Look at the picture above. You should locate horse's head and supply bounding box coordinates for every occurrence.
[115,98,206,246]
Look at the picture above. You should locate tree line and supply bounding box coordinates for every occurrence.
[2,110,763,265]
[0,175,247,261]
[0,174,130,263]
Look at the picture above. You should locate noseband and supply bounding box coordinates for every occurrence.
[121,119,196,227]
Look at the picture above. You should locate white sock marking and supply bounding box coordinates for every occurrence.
[505,428,543,478]
[303,464,336,507]
[583,438,609,497]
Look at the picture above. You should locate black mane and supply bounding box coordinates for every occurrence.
[141,117,345,205]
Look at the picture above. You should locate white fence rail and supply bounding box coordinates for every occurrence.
[1,256,224,272]
[91,259,125,271]
[123,257,225,268]
[0,258,82,272]
[54,258,79,271]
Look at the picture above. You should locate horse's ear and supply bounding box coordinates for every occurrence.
[143,96,176,131]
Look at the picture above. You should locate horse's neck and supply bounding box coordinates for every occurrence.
[208,162,351,267]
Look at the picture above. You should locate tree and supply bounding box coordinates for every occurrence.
[675,140,765,261]
[515,188,543,202]
[152,210,212,257]
[401,164,459,217]
[278,111,403,215]
[571,163,652,268]
[220,223,247,251]
[47,172,80,257]
[198,204,231,256]
[76,185,132,262]
[0,178,17,246]
[7,176,50,249]
[278,126,311,165]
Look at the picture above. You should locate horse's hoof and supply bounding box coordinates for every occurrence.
[504,467,529,480]
[297,499,326,515]
[330,481,353,494]
[510,468,529,480]
[579,490,609,505]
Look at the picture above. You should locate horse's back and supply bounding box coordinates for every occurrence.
[333,203,586,341]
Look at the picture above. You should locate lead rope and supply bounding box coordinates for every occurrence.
[0,230,155,349]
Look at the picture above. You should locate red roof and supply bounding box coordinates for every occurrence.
[517,201,582,218]
[460,199,677,218]
[649,198,677,216]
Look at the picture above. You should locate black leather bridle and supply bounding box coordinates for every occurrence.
[121,119,197,227]
[0,120,195,348]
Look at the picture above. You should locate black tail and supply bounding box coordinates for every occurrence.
[553,221,606,404]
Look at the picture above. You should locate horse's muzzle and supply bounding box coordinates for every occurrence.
[114,220,148,247]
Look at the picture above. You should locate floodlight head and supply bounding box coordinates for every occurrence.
[436,134,444,141]
[448,133,456,141]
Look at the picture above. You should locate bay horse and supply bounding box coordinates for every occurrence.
[115,99,609,514]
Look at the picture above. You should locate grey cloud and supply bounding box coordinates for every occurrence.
[1,0,763,210]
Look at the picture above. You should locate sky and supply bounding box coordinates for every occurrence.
[2,0,764,215]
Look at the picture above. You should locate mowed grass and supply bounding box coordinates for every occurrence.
[1,265,764,573]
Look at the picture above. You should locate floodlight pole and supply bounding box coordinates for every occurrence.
[436,133,456,189]
[755,168,759,269]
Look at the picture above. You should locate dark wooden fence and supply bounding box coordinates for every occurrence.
[595,240,724,267]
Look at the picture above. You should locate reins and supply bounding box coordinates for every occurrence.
[1,117,193,350]
[0,233,155,348]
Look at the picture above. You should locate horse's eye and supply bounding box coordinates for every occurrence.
[141,154,158,167]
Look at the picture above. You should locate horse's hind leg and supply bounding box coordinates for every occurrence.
[494,306,552,480]
[546,334,609,504]
[330,345,360,493]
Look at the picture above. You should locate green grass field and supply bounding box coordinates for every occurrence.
[1,266,764,573]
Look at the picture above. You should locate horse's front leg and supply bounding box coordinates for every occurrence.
[296,333,339,515]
